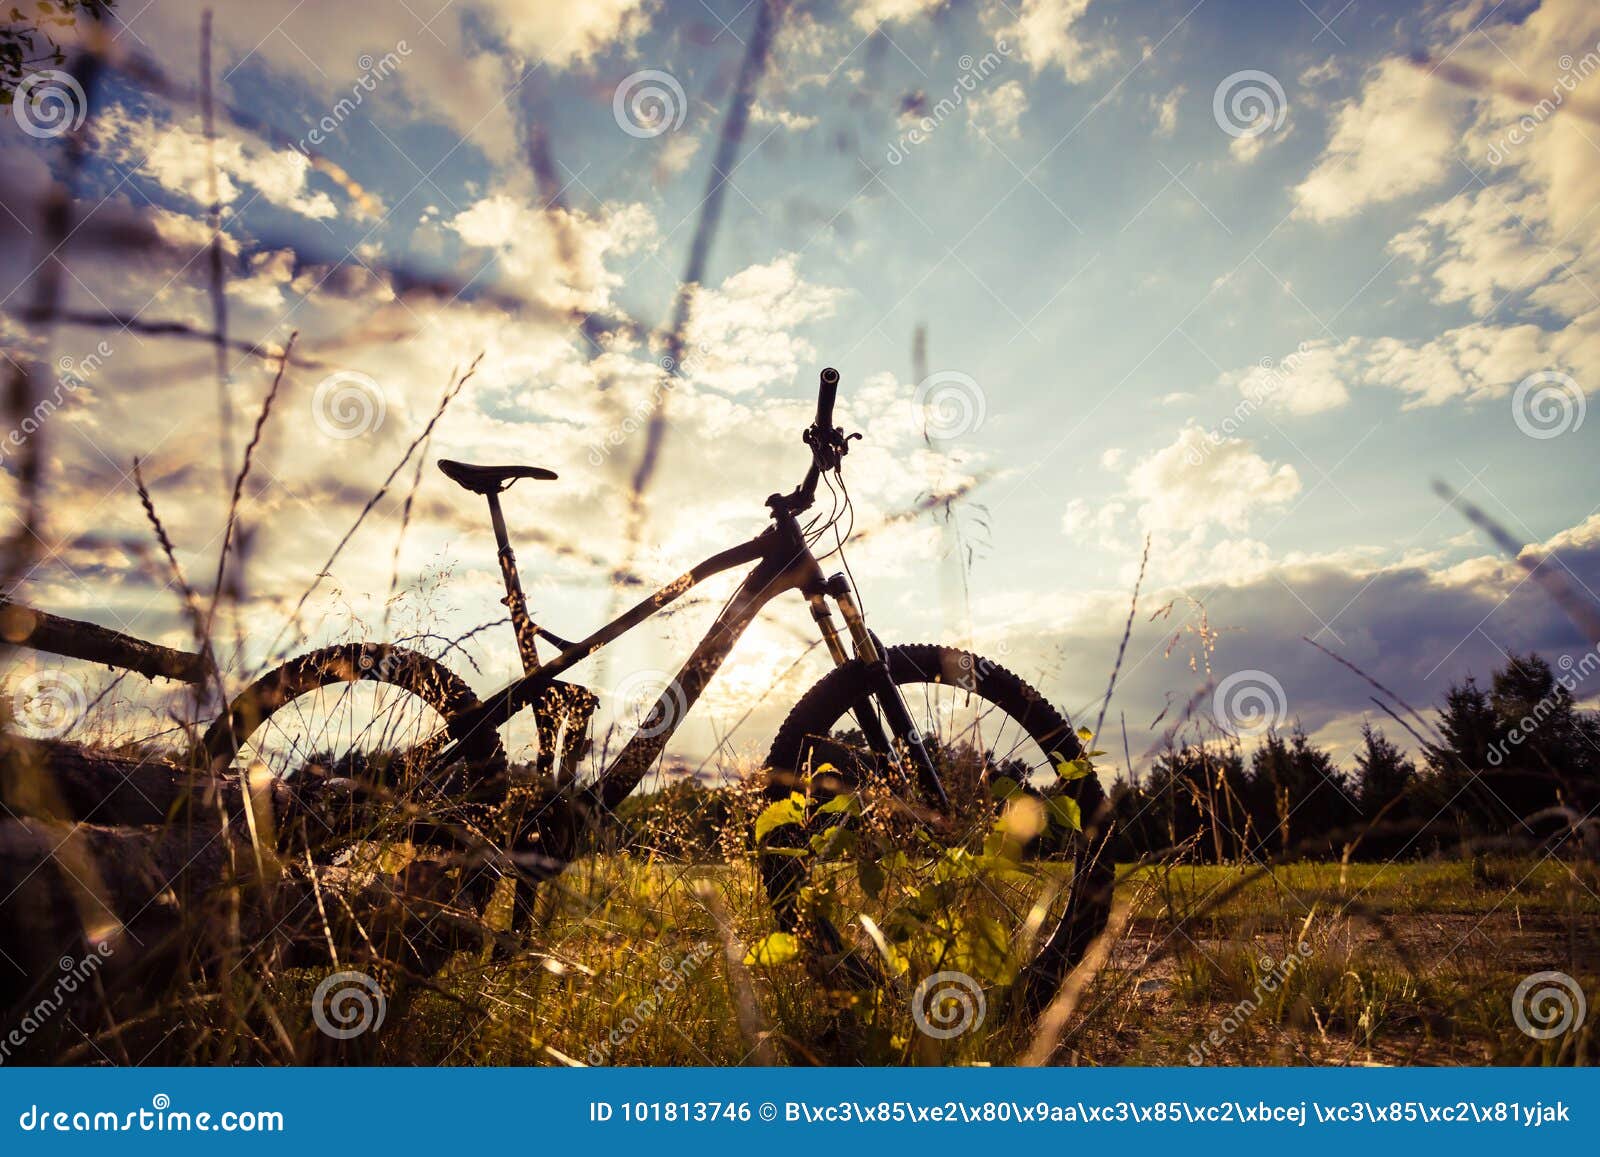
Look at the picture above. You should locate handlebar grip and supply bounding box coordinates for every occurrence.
[816,367,840,429]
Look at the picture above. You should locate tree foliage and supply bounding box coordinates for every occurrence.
[1108,651,1599,862]
[2,1,112,104]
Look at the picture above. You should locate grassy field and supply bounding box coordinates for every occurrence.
[319,854,1598,1067]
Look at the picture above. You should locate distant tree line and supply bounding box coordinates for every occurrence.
[1107,652,1600,862]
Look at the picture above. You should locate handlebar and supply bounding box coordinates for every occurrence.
[766,367,856,519]
[815,366,840,429]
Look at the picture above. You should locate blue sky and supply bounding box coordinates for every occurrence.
[2,0,1598,772]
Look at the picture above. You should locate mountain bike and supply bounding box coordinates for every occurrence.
[201,368,1113,1011]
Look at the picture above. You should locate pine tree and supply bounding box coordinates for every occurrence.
[1353,721,1415,820]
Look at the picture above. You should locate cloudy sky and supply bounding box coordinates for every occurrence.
[2,0,1597,773]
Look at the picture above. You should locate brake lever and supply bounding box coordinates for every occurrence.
[769,427,864,517]
[804,426,861,471]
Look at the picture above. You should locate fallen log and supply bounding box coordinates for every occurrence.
[0,739,505,1062]
[0,734,283,827]
[0,599,209,684]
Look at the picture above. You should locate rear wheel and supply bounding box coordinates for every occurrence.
[757,644,1113,1015]
[202,643,508,859]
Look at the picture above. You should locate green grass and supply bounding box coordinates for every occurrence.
[306,854,1597,1067]
[1126,859,1600,919]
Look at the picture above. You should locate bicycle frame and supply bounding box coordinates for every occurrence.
[437,504,922,813]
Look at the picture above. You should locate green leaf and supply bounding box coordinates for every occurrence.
[1055,754,1095,781]
[1047,794,1082,832]
[810,825,857,859]
[816,792,860,816]
[1075,727,1093,743]
[988,776,1020,802]
[754,796,805,844]
[935,846,979,881]
[983,828,1023,863]
[744,932,799,966]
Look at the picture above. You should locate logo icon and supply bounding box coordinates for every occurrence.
[911,971,986,1039]
[1512,971,1585,1040]
[312,970,387,1039]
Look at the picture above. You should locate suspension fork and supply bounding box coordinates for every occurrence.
[809,573,950,811]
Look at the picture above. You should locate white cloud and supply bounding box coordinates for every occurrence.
[654,133,703,180]
[113,0,654,166]
[1458,0,1600,237]
[1293,57,1464,222]
[1226,339,1356,416]
[1363,321,1560,407]
[1127,427,1301,534]
[1388,186,1573,317]
[449,194,657,313]
[1298,58,1342,88]
[1003,0,1117,84]
[1210,318,1593,414]
[1228,116,1293,165]
[474,0,652,67]
[1152,86,1184,137]
[680,255,844,394]
[1062,496,1125,537]
[103,108,340,220]
[850,0,946,29]
[1328,0,1600,413]
[1206,308,1597,415]
[966,80,1029,139]
[750,103,821,132]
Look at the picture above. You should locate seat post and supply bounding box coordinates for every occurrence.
[485,488,539,674]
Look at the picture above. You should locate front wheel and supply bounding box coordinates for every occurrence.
[756,645,1113,1016]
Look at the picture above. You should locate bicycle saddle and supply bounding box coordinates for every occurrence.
[437,459,558,494]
